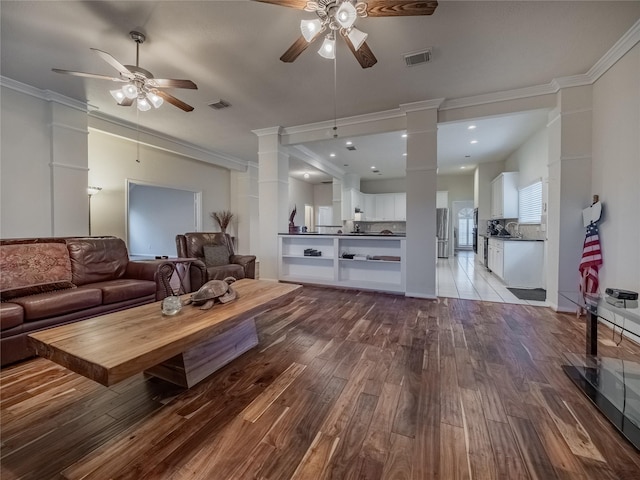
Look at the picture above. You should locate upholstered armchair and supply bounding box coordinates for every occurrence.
[175,232,256,290]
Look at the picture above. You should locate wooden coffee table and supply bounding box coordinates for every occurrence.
[28,279,302,388]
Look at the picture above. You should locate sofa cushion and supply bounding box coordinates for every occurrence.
[13,288,102,322]
[79,279,156,305]
[1,281,76,302]
[204,245,230,267]
[0,303,24,331]
[206,264,245,281]
[66,238,129,286]
[0,243,72,291]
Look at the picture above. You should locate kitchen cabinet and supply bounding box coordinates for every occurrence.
[363,194,376,220]
[394,193,406,220]
[491,172,519,219]
[375,194,395,220]
[487,238,544,288]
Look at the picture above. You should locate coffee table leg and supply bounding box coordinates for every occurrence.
[144,317,259,388]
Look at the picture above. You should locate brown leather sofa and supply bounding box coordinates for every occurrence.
[0,236,175,366]
[176,232,256,290]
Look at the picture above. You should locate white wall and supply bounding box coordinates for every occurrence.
[361,178,406,194]
[505,127,548,188]
[592,43,640,293]
[288,176,314,228]
[88,129,230,245]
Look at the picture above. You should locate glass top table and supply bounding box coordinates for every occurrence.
[559,291,640,450]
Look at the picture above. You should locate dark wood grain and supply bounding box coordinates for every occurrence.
[366,0,438,17]
[3,285,640,479]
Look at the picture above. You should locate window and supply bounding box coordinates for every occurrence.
[518,180,542,224]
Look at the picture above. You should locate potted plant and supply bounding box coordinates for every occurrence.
[211,210,234,233]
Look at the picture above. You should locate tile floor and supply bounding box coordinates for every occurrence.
[436,250,548,307]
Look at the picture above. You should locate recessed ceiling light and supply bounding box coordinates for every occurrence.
[470,140,478,144]
[401,134,407,138]
[468,125,476,130]
[403,153,407,156]
[330,153,336,157]
[460,166,466,169]
[371,166,376,169]
[346,141,353,145]
[303,173,310,178]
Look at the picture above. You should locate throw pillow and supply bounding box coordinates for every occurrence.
[203,245,230,267]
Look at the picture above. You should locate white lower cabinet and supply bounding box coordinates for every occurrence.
[279,235,406,293]
[487,238,543,288]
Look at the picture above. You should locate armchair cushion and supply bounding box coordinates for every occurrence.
[203,245,230,267]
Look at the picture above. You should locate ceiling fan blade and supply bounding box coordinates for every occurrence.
[366,0,438,17]
[253,0,310,10]
[155,90,194,112]
[52,69,126,82]
[343,37,378,69]
[148,78,198,89]
[90,48,133,78]
[280,36,314,63]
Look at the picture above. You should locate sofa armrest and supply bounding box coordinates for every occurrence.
[188,260,208,291]
[125,261,175,301]
[230,254,257,279]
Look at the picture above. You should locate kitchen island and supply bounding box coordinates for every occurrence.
[279,233,406,293]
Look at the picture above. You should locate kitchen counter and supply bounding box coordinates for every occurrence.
[479,234,542,242]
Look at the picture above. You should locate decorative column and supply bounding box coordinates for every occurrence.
[230,162,259,256]
[253,127,289,281]
[49,99,90,236]
[546,85,593,311]
[402,100,442,298]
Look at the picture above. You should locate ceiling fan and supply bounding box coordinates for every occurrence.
[52,31,198,112]
[254,0,438,68]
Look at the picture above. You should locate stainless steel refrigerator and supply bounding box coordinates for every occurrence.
[436,208,450,258]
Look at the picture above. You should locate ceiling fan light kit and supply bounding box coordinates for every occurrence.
[53,30,198,112]
[257,0,438,68]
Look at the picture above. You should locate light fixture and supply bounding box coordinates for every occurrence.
[299,0,368,60]
[403,153,407,156]
[347,27,368,50]
[304,172,310,179]
[137,96,151,112]
[87,186,102,196]
[470,140,478,144]
[330,153,336,157]
[122,84,138,99]
[402,133,408,138]
[346,141,353,145]
[301,18,323,42]
[468,125,477,130]
[371,166,376,169]
[336,1,357,29]
[318,34,336,59]
[148,92,164,108]
[110,89,126,103]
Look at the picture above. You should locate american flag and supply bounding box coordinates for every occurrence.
[579,222,603,302]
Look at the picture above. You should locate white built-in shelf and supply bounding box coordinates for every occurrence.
[278,234,406,294]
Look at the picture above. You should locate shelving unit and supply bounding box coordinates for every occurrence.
[278,235,406,293]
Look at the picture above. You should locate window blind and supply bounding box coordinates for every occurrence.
[518,180,542,224]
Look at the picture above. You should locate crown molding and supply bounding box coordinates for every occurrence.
[587,18,640,82]
[283,107,406,136]
[1,76,91,112]
[89,112,248,172]
[287,145,346,180]
[399,98,444,113]
[252,126,283,137]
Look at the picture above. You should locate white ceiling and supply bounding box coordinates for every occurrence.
[2,1,638,184]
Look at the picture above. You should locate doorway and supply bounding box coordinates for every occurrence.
[127,180,202,258]
[453,201,474,252]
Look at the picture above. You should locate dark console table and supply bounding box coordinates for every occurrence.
[559,291,640,450]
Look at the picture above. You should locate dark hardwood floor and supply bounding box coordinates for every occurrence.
[2,285,640,479]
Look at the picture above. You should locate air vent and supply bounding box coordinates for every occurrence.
[404,48,432,67]
[346,145,357,151]
[209,99,231,110]
[372,169,380,173]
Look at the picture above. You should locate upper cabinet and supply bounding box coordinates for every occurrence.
[342,189,407,221]
[491,172,519,219]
